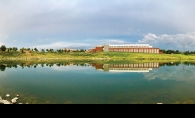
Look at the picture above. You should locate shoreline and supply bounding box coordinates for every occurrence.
[1,52,195,62]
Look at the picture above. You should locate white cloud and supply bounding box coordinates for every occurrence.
[83,39,129,46]
[138,33,158,44]
[106,39,125,44]
[138,32,195,50]
[51,65,90,71]
[32,42,90,49]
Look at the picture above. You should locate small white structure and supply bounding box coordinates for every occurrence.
[6,94,10,97]
[11,99,17,104]
[11,97,19,104]
[0,99,12,104]
[0,94,20,104]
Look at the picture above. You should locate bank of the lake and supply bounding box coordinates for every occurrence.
[1,51,195,61]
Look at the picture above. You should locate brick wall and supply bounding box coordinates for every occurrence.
[95,46,103,52]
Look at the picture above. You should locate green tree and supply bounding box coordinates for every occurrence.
[7,48,10,53]
[13,47,18,51]
[49,49,54,53]
[0,45,6,51]
[184,51,190,55]
[20,47,25,53]
[9,47,13,51]
[175,50,180,54]
[34,48,38,51]
[41,49,45,53]
[80,49,85,52]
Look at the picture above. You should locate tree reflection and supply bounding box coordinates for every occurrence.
[0,65,6,71]
[1,61,195,72]
[159,62,181,67]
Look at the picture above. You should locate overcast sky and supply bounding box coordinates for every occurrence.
[0,0,195,51]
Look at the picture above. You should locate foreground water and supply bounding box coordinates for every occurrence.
[1,62,195,104]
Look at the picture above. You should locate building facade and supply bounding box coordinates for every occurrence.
[89,44,160,53]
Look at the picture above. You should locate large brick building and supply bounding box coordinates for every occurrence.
[88,45,104,52]
[89,44,160,53]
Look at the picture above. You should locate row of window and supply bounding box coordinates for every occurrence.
[109,64,159,68]
[109,49,159,53]
[109,46,150,48]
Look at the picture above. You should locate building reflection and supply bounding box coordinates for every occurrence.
[90,63,159,72]
[3,62,194,72]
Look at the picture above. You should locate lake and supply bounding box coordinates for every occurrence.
[1,61,195,104]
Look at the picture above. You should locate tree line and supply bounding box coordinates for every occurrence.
[0,45,87,53]
[160,49,195,55]
[1,62,195,71]
[1,45,195,54]
[0,63,89,71]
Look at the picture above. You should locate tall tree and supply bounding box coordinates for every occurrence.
[0,45,6,51]
[34,47,38,52]
[41,49,45,53]
[13,47,18,51]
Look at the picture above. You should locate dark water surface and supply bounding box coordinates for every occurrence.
[1,62,195,104]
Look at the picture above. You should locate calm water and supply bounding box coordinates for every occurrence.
[1,62,195,104]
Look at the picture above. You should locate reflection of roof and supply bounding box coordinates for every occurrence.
[108,68,153,72]
[109,70,150,72]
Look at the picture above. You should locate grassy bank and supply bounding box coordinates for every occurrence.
[0,51,195,62]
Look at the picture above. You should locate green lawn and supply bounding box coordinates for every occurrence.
[0,51,195,62]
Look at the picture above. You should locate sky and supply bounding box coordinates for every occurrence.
[0,0,195,51]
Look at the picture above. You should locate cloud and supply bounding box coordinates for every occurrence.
[138,33,158,44]
[1,0,195,49]
[32,42,91,49]
[1,0,195,35]
[105,39,125,44]
[51,65,90,71]
[143,65,195,83]
[138,32,195,50]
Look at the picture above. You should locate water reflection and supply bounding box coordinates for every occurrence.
[1,61,195,72]
[142,62,195,82]
[0,62,83,71]
[90,62,159,72]
[0,65,6,71]
[1,61,195,104]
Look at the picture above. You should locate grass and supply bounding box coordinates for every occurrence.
[1,51,195,62]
